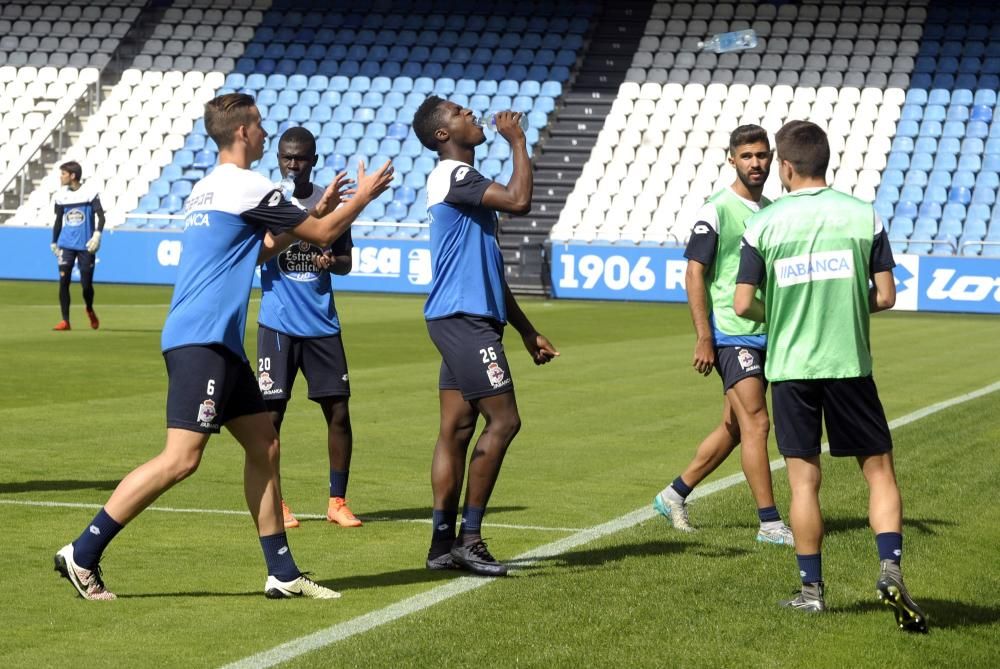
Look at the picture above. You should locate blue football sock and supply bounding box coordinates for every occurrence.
[672,476,694,499]
[329,469,349,499]
[259,532,300,581]
[458,505,484,542]
[796,553,823,584]
[757,506,782,523]
[72,508,124,570]
[876,532,903,564]
[431,509,457,548]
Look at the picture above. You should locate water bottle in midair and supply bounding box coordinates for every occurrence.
[698,29,758,53]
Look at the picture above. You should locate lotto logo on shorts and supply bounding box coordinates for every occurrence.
[197,399,217,425]
[737,348,759,372]
[486,362,509,389]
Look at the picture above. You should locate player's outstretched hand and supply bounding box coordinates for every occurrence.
[50,243,59,257]
[354,159,395,204]
[494,111,526,144]
[523,331,559,365]
[692,337,714,376]
[313,171,354,218]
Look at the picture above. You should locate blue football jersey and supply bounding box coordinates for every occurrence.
[54,184,103,250]
[423,159,506,323]
[258,182,353,337]
[160,163,308,360]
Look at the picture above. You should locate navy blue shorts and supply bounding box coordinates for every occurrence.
[771,376,893,458]
[714,345,766,393]
[256,325,350,402]
[163,344,267,433]
[57,248,95,271]
[426,315,514,401]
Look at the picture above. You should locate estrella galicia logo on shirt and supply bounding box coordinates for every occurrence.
[486,362,509,389]
[278,240,324,282]
[65,207,85,226]
[197,399,217,426]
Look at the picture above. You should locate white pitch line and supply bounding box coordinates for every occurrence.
[0,499,582,533]
[220,380,1000,669]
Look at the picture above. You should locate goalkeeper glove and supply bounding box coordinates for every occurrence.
[86,231,102,253]
[51,243,59,257]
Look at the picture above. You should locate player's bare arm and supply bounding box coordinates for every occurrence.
[869,270,896,312]
[685,258,715,376]
[480,111,531,216]
[733,283,765,322]
[292,160,393,247]
[503,283,558,365]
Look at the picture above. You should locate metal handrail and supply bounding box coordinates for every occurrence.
[959,240,1000,253]
[902,238,957,254]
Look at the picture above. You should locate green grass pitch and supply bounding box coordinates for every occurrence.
[1,280,998,668]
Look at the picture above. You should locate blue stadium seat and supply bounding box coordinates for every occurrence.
[192,151,215,170]
[894,200,918,219]
[886,153,909,170]
[918,201,942,219]
[914,137,937,154]
[948,186,972,205]
[983,154,1000,172]
[310,106,332,123]
[161,164,182,182]
[385,201,407,221]
[170,180,193,197]
[160,194,184,213]
[900,185,924,202]
[968,121,989,138]
[386,122,409,140]
[403,171,426,189]
[364,122,387,139]
[925,186,948,204]
[888,217,913,239]
[358,138,379,156]
[973,90,997,106]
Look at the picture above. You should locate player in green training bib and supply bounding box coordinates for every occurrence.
[735,121,927,632]
[653,125,792,546]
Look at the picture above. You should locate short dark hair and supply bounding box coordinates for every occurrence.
[775,120,830,178]
[728,124,769,155]
[59,161,82,181]
[278,126,316,153]
[204,93,258,149]
[413,95,447,150]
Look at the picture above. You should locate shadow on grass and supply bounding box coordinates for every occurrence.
[0,479,120,494]
[823,515,956,536]
[839,597,1000,630]
[318,566,468,590]
[506,539,720,573]
[119,590,260,599]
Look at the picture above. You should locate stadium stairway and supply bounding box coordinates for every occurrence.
[503,0,655,293]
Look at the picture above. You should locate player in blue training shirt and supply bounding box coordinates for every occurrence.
[54,93,393,601]
[50,160,104,331]
[412,96,559,576]
[258,127,362,530]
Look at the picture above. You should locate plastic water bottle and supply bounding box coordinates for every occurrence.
[698,29,758,53]
[277,172,297,200]
[481,111,529,131]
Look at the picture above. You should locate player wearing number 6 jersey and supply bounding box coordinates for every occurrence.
[734,120,926,631]
[413,96,558,576]
[653,125,792,546]
[53,94,393,601]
